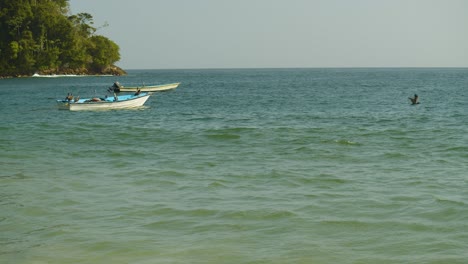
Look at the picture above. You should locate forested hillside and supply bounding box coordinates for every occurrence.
[0,0,125,77]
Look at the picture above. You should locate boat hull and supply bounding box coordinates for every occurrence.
[57,94,151,111]
[118,83,180,92]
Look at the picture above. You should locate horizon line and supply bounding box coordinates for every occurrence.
[121,66,468,71]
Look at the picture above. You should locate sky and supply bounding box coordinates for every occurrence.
[68,0,468,69]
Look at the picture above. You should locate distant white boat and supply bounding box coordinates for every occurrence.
[116,82,180,92]
[56,93,151,111]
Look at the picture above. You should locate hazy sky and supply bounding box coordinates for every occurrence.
[69,0,468,69]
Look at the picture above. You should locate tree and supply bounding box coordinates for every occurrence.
[0,0,123,77]
[68,13,96,38]
[0,0,34,75]
[88,35,120,71]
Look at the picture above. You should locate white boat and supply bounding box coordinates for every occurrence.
[116,82,180,92]
[56,93,151,111]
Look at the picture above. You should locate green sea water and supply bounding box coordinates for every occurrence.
[1,68,467,263]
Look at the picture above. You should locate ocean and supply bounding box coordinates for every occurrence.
[1,68,467,263]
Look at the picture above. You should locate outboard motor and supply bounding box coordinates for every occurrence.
[110,81,122,93]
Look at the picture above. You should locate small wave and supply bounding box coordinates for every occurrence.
[222,209,297,220]
[0,172,29,180]
[185,208,220,217]
[296,174,347,186]
[201,127,258,140]
[293,146,310,152]
[321,139,361,146]
[382,152,409,159]
[435,197,466,206]
[208,181,228,188]
[390,195,421,202]
[335,139,361,145]
[32,73,112,77]
[204,127,258,134]
[32,73,80,77]
[445,146,468,152]
[186,115,222,121]
[158,170,185,177]
[205,133,241,140]
[143,207,219,219]
[319,219,372,229]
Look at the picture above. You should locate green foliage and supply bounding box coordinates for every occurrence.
[88,35,120,71]
[0,0,121,76]
[9,41,19,59]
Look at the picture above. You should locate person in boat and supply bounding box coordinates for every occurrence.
[409,94,419,105]
[134,88,141,96]
[84,97,102,102]
[66,93,73,102]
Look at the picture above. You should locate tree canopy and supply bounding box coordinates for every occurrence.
[0,0,124,77]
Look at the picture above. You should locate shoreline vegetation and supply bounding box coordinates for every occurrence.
[0,0,126,78]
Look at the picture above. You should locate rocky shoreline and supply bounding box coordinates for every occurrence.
[1,65,126,78]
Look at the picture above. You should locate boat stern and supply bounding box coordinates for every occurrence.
[56,100,71,110]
